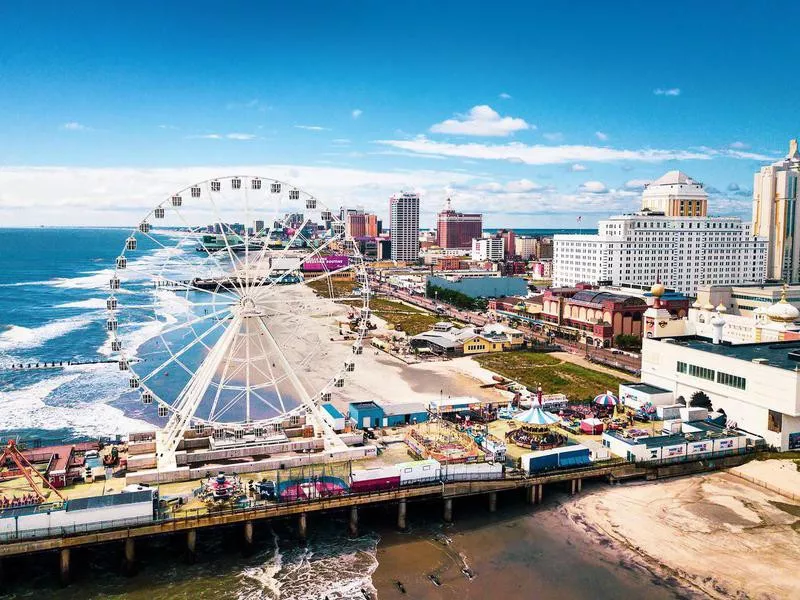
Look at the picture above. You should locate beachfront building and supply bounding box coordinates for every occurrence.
[602,420,752,462]
[389,192,420,262]
[471,237,504,261]
[540,285,649,347]
[639,335,800,451]
[693,283,800,317]
[427,274,527,299]
[436,199,482,249]
[410,322,524,356]
[752,139,800,282]
[640,170,708,217]
[348,400,428,429]
[552,171,768,295]
[345,211,379,238]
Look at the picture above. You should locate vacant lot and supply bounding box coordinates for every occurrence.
[474,350,627,401]
[364,298,441,335]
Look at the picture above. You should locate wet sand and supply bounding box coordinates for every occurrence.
[372,487,692,600]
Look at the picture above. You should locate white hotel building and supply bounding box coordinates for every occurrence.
[553,171,768,295]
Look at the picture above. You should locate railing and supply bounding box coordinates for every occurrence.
[636,445,758,467]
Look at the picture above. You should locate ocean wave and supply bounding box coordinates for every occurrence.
[237,531,379,600]
[55,298,108,309]
[0,314,98,353]
[0,370,152,437]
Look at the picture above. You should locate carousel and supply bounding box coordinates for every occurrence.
[505,405,568,451]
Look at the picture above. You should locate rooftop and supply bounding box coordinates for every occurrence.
[621,382,671,395]
[606,420,738,448]
[654,336,800,372]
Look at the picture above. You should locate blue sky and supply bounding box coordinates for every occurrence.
[0,1,798,227]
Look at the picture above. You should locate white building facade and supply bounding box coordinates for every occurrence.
[640,336,800,451]
[471,237,504,261]
[389,193,420,262]
[553,213,767,295]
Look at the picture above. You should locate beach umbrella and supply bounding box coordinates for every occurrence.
[593,391,619,406]
[513,406,560,426]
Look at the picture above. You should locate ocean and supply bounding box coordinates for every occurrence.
[0,228,682,599]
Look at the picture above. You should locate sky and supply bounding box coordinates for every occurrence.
[0,1,799,228]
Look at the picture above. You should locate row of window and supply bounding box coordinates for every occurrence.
[676,361,747,390]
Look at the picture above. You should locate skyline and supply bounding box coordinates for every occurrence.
[1,1,799,227]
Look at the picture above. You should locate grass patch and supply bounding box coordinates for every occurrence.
[365,298,440,336]
[305,278,358,299]
[474,350,627,402]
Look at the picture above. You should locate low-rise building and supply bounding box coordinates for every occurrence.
[348,400,428,429]
[639,335,800,451]
[410,322,524,356]
[471,237,504,261]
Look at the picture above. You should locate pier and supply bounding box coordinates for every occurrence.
[0,451,755,585]
[1,358,139,372]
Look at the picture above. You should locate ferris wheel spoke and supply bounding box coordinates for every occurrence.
[139,313,232,385]
[153,304,233,340]
[254,319,287,413]
[258,236,341,295]
[120,260,240,302]
[250,387,283,415]
[204,182,247,278]
[212,388,248,422]
[207,332,245,422]
[244,207,290,296]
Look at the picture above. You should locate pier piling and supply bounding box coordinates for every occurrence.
[243,520,254,551]
[397,499,407,531]
[488,491,497,513]
[59,548,70,586]
[536,484,543,504]
[298,512,308,544]
[123,538,136,576]
[577,478,582,493]
[186,529,197,562]
[443,498,453,523]
[349,506,359,537]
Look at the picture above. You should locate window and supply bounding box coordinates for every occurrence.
[677,361,688,374]
[717,371,746,390]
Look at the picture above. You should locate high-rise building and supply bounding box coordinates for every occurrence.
[752,139,800,281]
[436,199,482,249]
[552,170,767,295]
[497,229,516,258]
[641,171,708,217]
[471,237,504,261]
[254,220,265,234]
[515,236,538,260]
[345,211,378,238]
[389,193,420,262]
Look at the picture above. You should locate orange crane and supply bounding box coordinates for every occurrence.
[0,440,66,504]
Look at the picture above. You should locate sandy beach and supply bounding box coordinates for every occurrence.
[562,468,800,599]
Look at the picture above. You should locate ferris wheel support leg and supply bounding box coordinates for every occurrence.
[255,317,346,450]
[157,313,243,469]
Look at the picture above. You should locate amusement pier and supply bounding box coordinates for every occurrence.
[0,175,785,589]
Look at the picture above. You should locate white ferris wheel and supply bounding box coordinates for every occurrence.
[106,176,370,468]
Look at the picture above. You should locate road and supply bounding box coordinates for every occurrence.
[369,278,641,374]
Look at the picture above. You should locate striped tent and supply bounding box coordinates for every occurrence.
[593,391,619,406]
[513,406,560,426]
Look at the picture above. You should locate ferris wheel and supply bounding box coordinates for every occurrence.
[106,176,370,468]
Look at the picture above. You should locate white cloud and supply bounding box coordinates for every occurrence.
[189,133,256,140]
[729,141,748,149]
[377,136,712,166]
[725,149,774,160]
[61,122,89,131]
[332,138,351,145]
[595,131,608,141]
[653,88,681,96]
[579,181,608,194]
[499,92,512,100]
[475,179,544,194]
[158,124,178,130]
[624,178,651,190]
[295,125,330,131]
[429,105,531,137]
[351,109,363,119]
[542,132,564,142]
[570,163,588,172]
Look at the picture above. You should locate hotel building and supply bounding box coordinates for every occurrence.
[752,139,800,282]
[389,193,420,262]
[436,199,482,249]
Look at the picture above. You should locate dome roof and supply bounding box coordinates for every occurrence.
[703,302,715,311]
[650,282,666,297]
[766,294,800,323]
[716,303,727,313]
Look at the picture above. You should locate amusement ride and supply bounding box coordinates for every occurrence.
[106,176,370,470]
